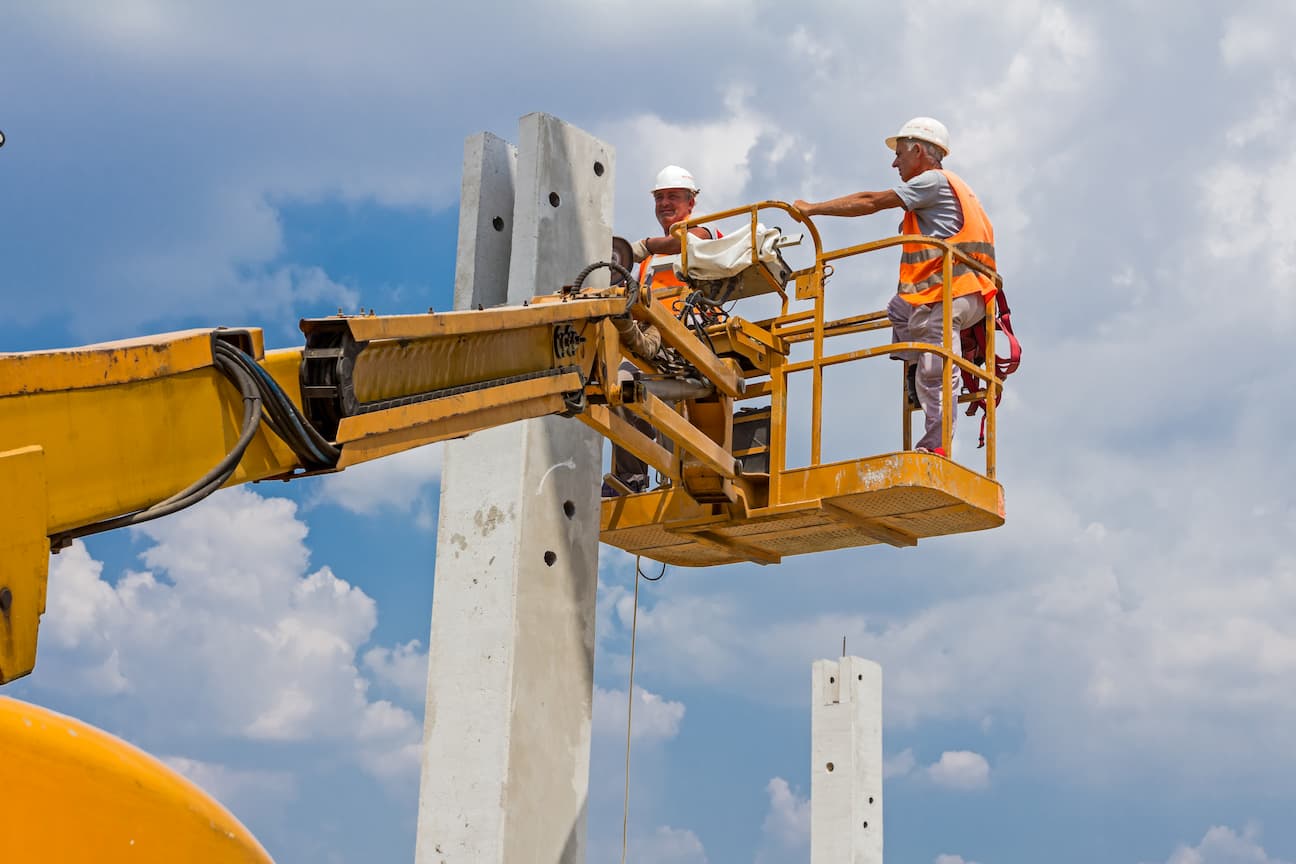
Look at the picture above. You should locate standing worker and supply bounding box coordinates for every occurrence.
[793,117,997,457]
[605,166,717,496]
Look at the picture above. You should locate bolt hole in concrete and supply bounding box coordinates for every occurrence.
[858,674,863,680]
[868,796,874,804]
[544,550,557,566]
[549,192,561,207]
[563,500,576,519]
[492,216,504,231]
[863,821,869,829]
[826,762,834,772]
[593,161,605,176]
[829,676,835,683]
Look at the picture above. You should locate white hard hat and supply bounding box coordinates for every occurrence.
[885,117,950,156]
[653,165,700,194]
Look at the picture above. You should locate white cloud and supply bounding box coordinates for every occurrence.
[1220,4,1296,68]
[631,825,708,864]
[1154,824,1292,864]
[309,442,443,519]
[598,88,800,236]
[759,777,810,853]
[927,751,991,791]
[363,640,428,706]
[593,685,685,741]
[163,755,296,817]
[37,487,420,783]
[936,855,981,864]
[884,748,917,779]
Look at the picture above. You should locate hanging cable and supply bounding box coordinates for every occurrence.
[620,556,642,864]
[621,553,667,864]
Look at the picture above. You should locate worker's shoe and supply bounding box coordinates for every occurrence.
[905,364,920,409]
[914,446,947,457]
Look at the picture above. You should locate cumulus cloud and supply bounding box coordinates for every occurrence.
[597,87,803,235]
[1154,824,1292,864]
[936,855,981,864]
[163,755,297,817]
[36,487,421,783]
[757,777,810,862]
[593,685,685,741]
[631,825,709,864]
[927,751,991,791]
[309,442,443,524]
[884,748,917,779]
[363,639,429,706]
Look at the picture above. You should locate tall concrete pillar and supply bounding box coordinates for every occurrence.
[415,115,614,864]
[811,657,883,864]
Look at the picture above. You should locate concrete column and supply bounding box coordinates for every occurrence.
[811,657,883,864]
[415,115,614,864]
[453,131,517,311]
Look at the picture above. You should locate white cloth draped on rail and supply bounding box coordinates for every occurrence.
[671,223,795,302]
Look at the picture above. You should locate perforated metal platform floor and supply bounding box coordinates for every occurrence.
[599,452,1005,566]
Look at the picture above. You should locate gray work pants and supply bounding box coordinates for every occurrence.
[611,359,654,490]
[887,292,986,453]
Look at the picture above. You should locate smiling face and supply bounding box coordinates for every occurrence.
[891,138,928,182]
[654,188,696,233]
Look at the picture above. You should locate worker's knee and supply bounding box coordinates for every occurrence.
[916,351,944,383]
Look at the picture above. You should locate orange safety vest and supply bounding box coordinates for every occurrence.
[636,228,720,313]
[897,170,996,306]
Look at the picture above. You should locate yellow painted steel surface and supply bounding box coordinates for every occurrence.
[0,447,48,682]
[0,329,266,397]
[598,200,1008,566]
[0,334,304,536]
[0,696,273,863]
[600,452,1004,566]
[0,299,621,683]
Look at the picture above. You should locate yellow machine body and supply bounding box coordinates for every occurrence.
[0,696,272,863]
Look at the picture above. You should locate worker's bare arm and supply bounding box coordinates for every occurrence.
[642,225,713,256]
[793,190,905,218]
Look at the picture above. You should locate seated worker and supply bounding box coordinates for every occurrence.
[794,116,997,458]
[605,165,717,496]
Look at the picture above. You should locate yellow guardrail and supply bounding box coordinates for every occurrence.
[673,202,1006,492]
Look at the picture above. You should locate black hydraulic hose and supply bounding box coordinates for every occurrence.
[675,290,723,353]
[49,340,347,551]
[572,261,641,313]
[213,341,339,467]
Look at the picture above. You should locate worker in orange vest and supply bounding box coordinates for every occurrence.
[606,166,718,496]
[630,165,718,307]
[794,117,997,457]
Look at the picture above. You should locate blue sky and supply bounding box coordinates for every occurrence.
[5,2,1296,863]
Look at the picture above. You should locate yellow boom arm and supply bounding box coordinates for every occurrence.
[1,204,1011,864]
[2,205,1010,688]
